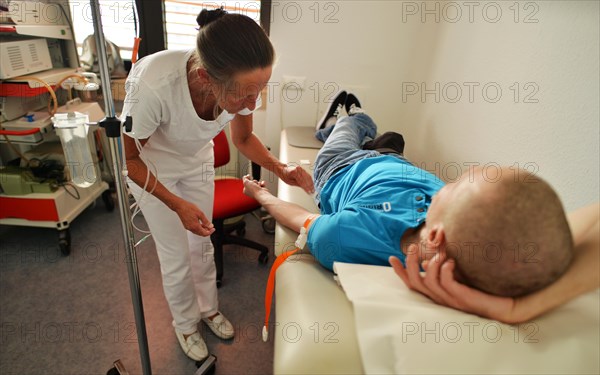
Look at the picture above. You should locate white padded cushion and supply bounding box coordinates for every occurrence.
[335,262,600,375]
[274,127,363,374]
[285,126,324,149]
[274,256,363,374]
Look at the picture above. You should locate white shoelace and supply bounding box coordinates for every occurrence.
[348,104,364,115]
[333,103,343,117]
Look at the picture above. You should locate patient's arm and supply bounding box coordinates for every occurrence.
[511,202,600,321]
[391,202,600,324]
[242,175,319,233]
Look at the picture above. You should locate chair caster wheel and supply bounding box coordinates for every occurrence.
[102,189,116,211]
[262,217,276,234]
[258,253,269,264]
[58,229,71,256]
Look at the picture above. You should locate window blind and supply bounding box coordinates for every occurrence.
[69,1,262,58]
[69,0,138,59]
[164,0,261,50]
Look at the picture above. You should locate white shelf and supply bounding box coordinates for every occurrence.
[5,67,79,87]
[1,24,74,40]
[0,1,72,40]
[0,101,105,145]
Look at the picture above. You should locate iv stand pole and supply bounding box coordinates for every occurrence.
[89,1,152,374]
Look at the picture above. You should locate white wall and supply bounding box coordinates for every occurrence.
[263,1,599,211]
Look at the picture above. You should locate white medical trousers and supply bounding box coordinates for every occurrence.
[128,144,218,335]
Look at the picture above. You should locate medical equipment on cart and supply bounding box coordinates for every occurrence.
[52,111,97,188]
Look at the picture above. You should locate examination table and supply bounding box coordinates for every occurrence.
[272,126,599,375]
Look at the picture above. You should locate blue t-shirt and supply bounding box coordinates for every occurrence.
[307,155,445,270]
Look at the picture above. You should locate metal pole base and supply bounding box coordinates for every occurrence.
[106,354,216,375]
[106,359,129,375]
[195,355,217,375]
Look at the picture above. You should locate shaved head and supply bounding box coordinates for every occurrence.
[443,168,573,297]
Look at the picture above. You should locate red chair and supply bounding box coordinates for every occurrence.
[212,131,269,287]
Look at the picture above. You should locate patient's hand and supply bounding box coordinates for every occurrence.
[242,175,269,200]
[389,246,518,324]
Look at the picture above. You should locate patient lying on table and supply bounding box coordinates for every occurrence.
[243,90,600,323]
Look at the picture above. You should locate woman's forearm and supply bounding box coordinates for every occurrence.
[126,157,182,211]
[123,135,182,211]
[235,132,286,177]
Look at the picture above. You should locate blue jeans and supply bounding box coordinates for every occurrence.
[313,113,381,205]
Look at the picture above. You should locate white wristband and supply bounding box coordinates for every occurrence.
[295,227,308,249]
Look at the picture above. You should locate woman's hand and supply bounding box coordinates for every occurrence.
[170,197,215,237]
[389,246,518,323]
[279,165,315,194]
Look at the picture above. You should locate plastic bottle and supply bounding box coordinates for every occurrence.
[52,112,97,188]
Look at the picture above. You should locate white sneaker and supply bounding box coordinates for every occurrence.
[345,93,363,115]
[175,330,208,361]
[202,312,235,339]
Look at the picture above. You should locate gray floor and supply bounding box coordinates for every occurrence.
[0,195,275,375]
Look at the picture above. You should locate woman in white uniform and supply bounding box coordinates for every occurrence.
[121,8,314,361]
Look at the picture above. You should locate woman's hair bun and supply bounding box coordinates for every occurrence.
[196,7,228,28]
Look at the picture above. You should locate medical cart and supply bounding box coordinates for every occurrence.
[0,100,115,255]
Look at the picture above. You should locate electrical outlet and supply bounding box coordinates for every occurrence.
[282,75,306,91]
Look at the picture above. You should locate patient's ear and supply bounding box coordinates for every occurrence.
[427,225,446,250]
